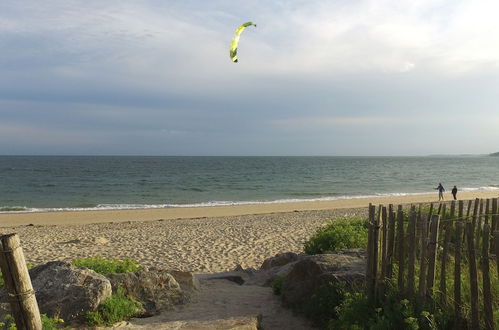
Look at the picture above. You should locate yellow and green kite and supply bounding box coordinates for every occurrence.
[230,22,256,63]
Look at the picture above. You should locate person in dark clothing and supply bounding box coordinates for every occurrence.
[435,183,445,201]
[451,185,458,200]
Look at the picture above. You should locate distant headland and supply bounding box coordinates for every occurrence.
[490,152,499,156]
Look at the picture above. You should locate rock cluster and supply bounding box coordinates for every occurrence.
[0,261,197,324]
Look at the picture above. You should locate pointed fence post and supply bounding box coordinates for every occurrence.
[397,205,405,293]
[426,215,440,308]
[454,220,463,327]
[439,203,452,307]
[386,205,396,281]
[407,210,417,300]
[0,234,42,330]
[466,222,480,330]
[418,209,429,306]
[481,224,494,330]
[366,204,375,303]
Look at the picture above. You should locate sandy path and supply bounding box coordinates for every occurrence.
[127,278,312,329]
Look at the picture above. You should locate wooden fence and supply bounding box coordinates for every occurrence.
[365,198,498,330]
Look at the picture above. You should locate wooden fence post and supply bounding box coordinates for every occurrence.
[418,211,429,305]
[379,206,388,299]
[454,221,463,327]
[491,198,498,255]
[495,230,499,275]
[439,203,452,307]
[366,204,374,292]
[476,199,484,247]
[0,234,42,330]
[397,205,405,293]
[466,222,480,330]
[492,198,498,232]
[386,205,396,281]
[372,205,381,304]
[407,210,417,300]
[466,199,473,218]
[458,200,463,219]
[485,199,490,225]
[481,224,494,330]
[426,215,440,307]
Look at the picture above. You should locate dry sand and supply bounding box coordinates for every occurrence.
[0,191,496,272]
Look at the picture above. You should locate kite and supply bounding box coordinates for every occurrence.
[229,22,256,63]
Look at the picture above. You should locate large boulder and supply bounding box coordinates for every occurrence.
[280,249,366,309]
[19,261,111,323]
[260,252,300,270]
[106,270,186,313]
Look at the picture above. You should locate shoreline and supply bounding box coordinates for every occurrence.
[1,190,498,227]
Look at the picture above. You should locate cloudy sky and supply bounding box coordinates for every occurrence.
[1,0,498,156]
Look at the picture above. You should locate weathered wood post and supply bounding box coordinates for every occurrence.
[495,230,499,275]
[366,204,375,303]
[465,222,480,330]
[372,205,381,304]
[481,224,494,330]
[386,205,396,280]
[397,205,405,293]
[0,234,42,330]
[407,210,417,300]
[379,206,388,299]
[426,214,440,307]
[418,209,429,305]
[439,202,452,307]
[454,220,463,327]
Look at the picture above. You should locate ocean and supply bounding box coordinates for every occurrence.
[1,156,498,213]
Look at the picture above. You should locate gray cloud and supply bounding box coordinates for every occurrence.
[1,0,498,155]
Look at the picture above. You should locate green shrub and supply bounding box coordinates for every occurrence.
[302,281,346,328]
[72,257,142,274]
[0,314,64,330]
[304,218,368,255]
[86,287,144,326]
[272,275,285,295]
[40,314,64,330]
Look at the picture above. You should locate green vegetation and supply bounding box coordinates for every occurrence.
[272,275,285,295]
[302,282,346,328]
[304,218,368,254]
[86,287,144,326]
[0,314,64,330]
[72,257,142,274]
[300,214,499,329]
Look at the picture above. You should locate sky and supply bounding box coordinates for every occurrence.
[1,0,499,156]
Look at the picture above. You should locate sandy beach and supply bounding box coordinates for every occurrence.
[0,191,497,273]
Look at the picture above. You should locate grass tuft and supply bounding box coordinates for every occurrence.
[86,287,144,326]
[72,257,142,274]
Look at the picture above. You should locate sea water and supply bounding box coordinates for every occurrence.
[1,156,498,213]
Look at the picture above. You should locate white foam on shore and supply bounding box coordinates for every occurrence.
[2,186,498,214]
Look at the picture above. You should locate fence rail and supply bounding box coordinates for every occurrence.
[365,198,498,330]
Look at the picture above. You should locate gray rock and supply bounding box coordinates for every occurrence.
[260,252,300,270]
[151,315,262,329]
[281,249,366,308]
[167,269,200,292]
[27,261,111,323]
[246,252,304,286]
[106,270,186,313]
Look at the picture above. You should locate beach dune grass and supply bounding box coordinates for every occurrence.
[86,287,144,326]
[304,218,368,254]
[72,257,142,274]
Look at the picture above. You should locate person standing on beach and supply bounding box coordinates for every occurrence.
[435,183,445,201]
[451,185,458,200]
